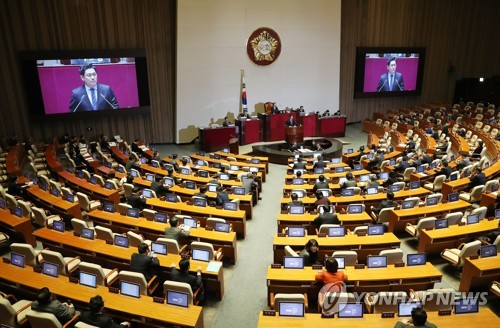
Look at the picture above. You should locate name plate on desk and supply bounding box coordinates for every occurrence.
[438,310,452,316]
[2,257,10,264]
[395,262,405,267]
[318,233,327,237]
[354,264,365,269]
[277,233,286,237]
[263,310,276,316]
[68,277,79,284]
[321,313,335,318]
[205,226,214,231]
[73,232,81,237]
[108,287,119,294]
[153,297,165,304]
[357,233,366,237]
[469,255,479,260]
[181,254,191,260]
[106,240,113,245]
[33,266,42,273]
[381,312,395,318]
[271,264,282,269]
[312,264,323,270]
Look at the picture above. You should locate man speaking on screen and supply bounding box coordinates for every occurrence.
[69,63,119,112]
[376,56,404,92]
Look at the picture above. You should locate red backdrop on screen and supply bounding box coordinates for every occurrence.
[363,57,419,92]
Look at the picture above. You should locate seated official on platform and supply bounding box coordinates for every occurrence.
[271,102,280,114]
[238,109,251,119]
[285,115,297,127]
[299,239,319,266]
[222,117,231,127]
[31,287,77,324]
[394,307,436,328]
[170,258,202,293]
[165,216,190,245]
[130,242,159,281]
[80,295,130,327]
[376,57,405,92]
[69,63,119,112]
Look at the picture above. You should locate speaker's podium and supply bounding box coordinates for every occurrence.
[285,125,304,145]
[236,118,262,145]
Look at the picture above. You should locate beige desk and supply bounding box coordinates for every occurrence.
[277,212,372,233]
[273,233,400,264]
[0,208,36,246]
[33,228,225,299]
[418,219,500,254]
[460,256,500,292]
[0,261,203,328]
[88,209,238,264]
[27,185,82,219]
[58,170,120,205]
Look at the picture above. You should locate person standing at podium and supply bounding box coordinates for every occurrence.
[285,115,297,127]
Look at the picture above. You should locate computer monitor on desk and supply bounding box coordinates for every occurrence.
[287,226,305,237]
[454,298,479,314]
[292,178,304,185]
[398,301,423,317]
[166,290,189,308]
[154,213,168,223]
[338,303,363,318]
[10,253,25,268]
[328,226,345,237]
[480,245,497,258]
[367,255,387,268]
[192,249,210,262]
[120,281,141,298]
[283,256,304,269]
[79,272,97,288]
[278,302,304,317]
[407,253,426,266]
[151,242,167,255]
[42,262,59,278]
[289,205,305,214]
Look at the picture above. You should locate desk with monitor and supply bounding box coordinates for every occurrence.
[27,185,82,219]
[58,170,120,205]
[0,207,36,246]
[277,212,373,234]
[0,261,203,328]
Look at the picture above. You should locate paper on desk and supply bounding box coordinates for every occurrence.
[206,261,222,272]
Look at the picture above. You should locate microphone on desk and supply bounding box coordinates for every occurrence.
[72,95,86,113]
[100,93,117,109]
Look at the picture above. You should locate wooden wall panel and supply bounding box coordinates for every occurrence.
[0,0,175,144]
[340,0,500,123]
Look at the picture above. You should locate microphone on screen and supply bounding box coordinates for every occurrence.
[100,93,117,109]
[72,95,86,113]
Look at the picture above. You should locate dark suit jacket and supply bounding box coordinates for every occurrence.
[216,191,230,206]
[127,194,147,210]
[469,172,486,189]
[341,180,357,188]
[130,253,159,281]
[436,166,452,178]
[164,227,190,245]
[376,72,404,92]
[170,268,202,292]
[31,300,76,324]
[313,161,327,169]
[80,310,122,328]
[150,181,169,197]
[373,200,398,214]
[313,181,329,192]
[285,118,297,127]
[394,161,410,173]
[313,213,340,229]
[292,162,307,170]
[69,84,118,112]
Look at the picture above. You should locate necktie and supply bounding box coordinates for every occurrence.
[389,75,393,91]
[90,88,97,110]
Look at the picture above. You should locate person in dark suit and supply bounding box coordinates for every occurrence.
[285,115,297,127]
[435,159,452,178]
[456,155,471,170]
[130,242,159,281]
[469,167,486,189]
[394,156,410,173]
[372,191,398,215]
[365,175,380,189]
[125,155,139,172]
[313,156,327,170]
[150,179,170,198]
[367,150,384,171]
[382,171,399,187]
[314,191,332,208]
[271,102,280,114]
[169,154,180,172]
[238,109,251,119]
[31,287,76,324]
[421,153,432,165]
[69,63,118,112]
[165,216,190,245]
[292,157,306,170]
[313,175,329,192]
[216,186,230,206]
[313,206,340,229]
[222,117,231,127]
[194,186,209,200]
[80,295,130,327]
[170,258,202,292]
[376,57,405,92]
[287,193,303,207]
[471,141,484,160]
[127,192,147,210]
[340,172,357,188]
[394,307,436,328]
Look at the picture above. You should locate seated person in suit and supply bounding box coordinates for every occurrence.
[313,205,340,229]
[435,159,452,178]
[471,141,484,160]
[166,167,182,185]
[469,166,486,189]
[366,150,385,172]
[194,186,209,200]
[285,115,297,127]
[365,175,380,189]
[435,140,450,155]
[127,191,147,210]
[315,257,348,285]
[456,154,471,170]
[271,102,280,114]
[314,191,332,207]
[340,172,357,189]
[150,178,170,198]
[394,307,436,328]
[165,216,190,245]
[31,287,76,324]
[372,191,398,215]
[152,151,162,163]
[299,239,319,266]
[80,295,130,327]
[287,193,303,207]
[322,110,331,117]
[238,109,251,119]
[410,153,422,168]
[125,155,139,172]
[7,175,26,197]
[216,186,230,206]
[130,242,159,281]
[382,171,399,187]
[170,258,202,293]
[313,156,327,170]
[169,154,180,172]
[394,156,410,174]
[292,157,306,170]
[485,194,500,218]
[222,116,231,127]
[107,170,126,188]
[313,175,329,192]
[208,174,221,186]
